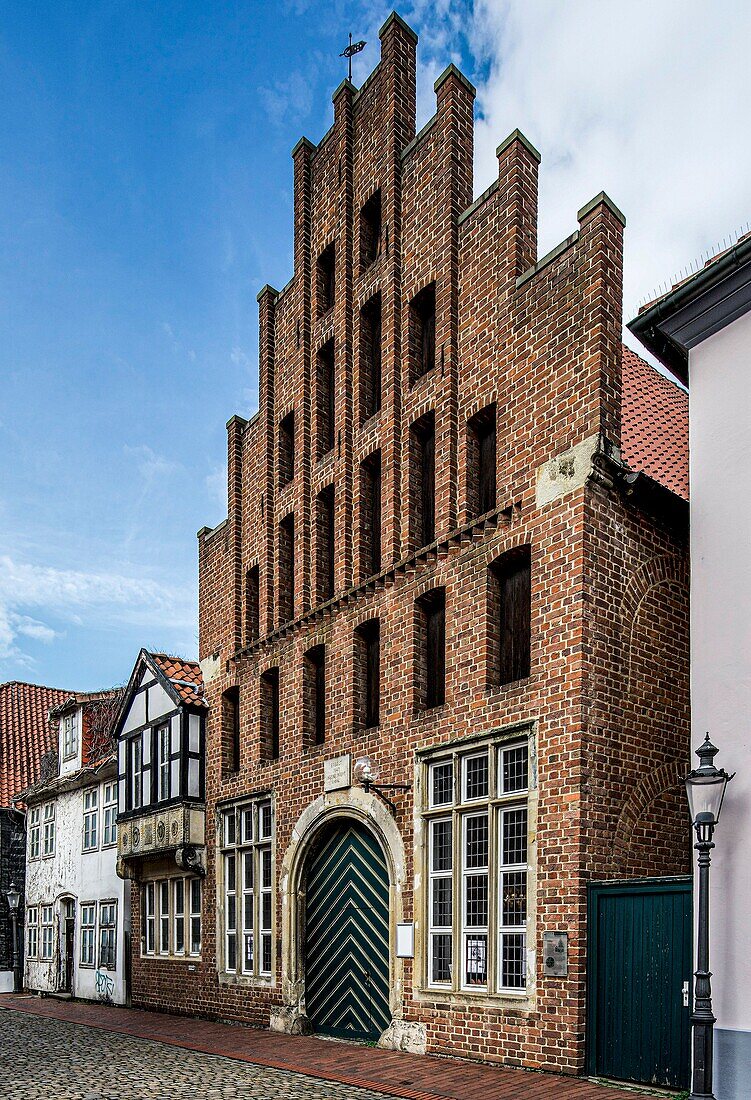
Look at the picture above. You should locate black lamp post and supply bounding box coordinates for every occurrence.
[4,881,21,994]
[685,735,734,1100]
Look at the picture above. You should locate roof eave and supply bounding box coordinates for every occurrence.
[629,235,751,384]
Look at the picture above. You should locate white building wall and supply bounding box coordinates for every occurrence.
[689,308,751,1097]
[24,779,129,1005]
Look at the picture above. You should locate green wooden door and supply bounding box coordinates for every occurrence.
[305,820,391,1041]
[587,878,692,1089]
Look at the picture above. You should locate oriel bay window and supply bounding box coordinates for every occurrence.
[422,735,533,996]
[120,712,204,815]
[220,797,274,980]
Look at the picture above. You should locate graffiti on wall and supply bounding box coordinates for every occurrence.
[95,969,115,1001]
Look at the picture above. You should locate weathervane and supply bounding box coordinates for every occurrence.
[340,32,366,82]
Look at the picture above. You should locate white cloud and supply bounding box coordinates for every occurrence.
[160,320,196,362]
[467,0,751,333]
[13,615,58,644]
[259,71,315,129]
[124,443,180,485]
[0,554,194,668]
[230,346,251,368]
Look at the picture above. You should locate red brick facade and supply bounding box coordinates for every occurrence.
[129,12,690,1075]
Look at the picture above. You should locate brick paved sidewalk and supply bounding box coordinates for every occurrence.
[0,994,670,1100]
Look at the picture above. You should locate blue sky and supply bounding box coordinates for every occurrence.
[1,1,749,690]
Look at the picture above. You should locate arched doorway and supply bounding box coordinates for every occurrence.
[304,818,390,1041]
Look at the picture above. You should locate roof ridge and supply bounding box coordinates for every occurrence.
[0,681,73,693]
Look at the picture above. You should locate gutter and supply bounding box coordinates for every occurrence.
[628,234,751,382]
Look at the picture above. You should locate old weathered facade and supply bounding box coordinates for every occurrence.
[22,689,128,1004]
[128,12,691,1082]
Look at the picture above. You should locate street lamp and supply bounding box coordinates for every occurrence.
[685,735,734,1100]
[4,881,22,994]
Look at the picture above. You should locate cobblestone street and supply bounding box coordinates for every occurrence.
[0,1009,387,1100]
[0,998,664,1100]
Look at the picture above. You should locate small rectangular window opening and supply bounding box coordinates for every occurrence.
[410,282,436,381]
[278,412,295,488]
[222,687,241,774]
[360,190,382,271]
[260,667,280,761]
[245,565,260,645]
[410,412,436,550]
[359,294,382,423]
[316,486,335,603]
[316,340,335,459]
[317,242,335,317]
[356,619,380,730]
[489,546,532,687]
[416,587,446,710]
[304,644,327,747]
[360,450,382,580]
[467,404,497,517]
[278,515,295,624]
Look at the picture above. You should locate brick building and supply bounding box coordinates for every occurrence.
[127,12,691,1085]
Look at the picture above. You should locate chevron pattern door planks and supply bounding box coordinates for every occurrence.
[304,820,391,1041]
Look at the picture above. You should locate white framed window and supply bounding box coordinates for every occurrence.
[157,723,170,802]
[28,807,41,860]
[422,737,531,997]
[62,712,78,760]
[40,905,54,960]
[428,816,452,984]
[129,736,143,810]
[144,883,155,955]
[159,881,170,954]
[173,879,185,955]
[102,782,118,847]
[189,878,202,956]
[26,907,38,958]
[83,789,98,851]
[80,903,96,966]
[142,877,201,959]
[98,901,117,970]
[220,797,274,978]
[462,811,489,989]
[42,803,56,857]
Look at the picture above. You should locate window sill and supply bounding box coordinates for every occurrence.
[413,703,447,722]
[414,986,535,1015]
[141,954,202,963]
[485,675,533,696]
[354,723,380,737]
[218,971,275,990]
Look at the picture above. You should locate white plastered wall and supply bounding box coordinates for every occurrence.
[24,780,130,1004]
[689,309,751,1035]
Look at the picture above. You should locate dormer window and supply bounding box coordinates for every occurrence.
[62,712,78,760]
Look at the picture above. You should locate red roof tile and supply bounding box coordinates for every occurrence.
[150,654,206,708]
[0,681,71,806]
[621,345,689,501]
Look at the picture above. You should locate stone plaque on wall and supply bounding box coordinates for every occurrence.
[543,931,568,977]
[324,754,351,792]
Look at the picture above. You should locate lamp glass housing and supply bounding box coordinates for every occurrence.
[5,884,21,913]
[685,772,728,826]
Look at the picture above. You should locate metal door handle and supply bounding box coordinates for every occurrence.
[683,980,690,1008]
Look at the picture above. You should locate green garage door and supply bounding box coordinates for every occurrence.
[587,878,692,1090]
[305,820,391,1041]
